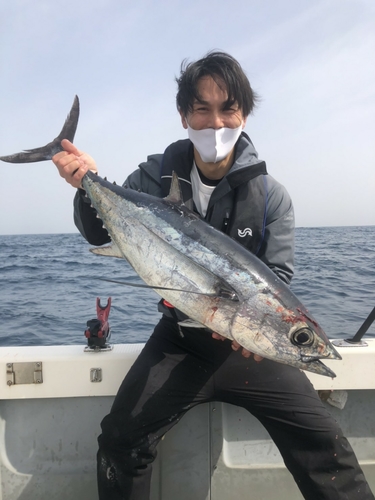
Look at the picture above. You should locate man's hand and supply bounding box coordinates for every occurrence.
[52,139,98,189]
[212,332,263,361]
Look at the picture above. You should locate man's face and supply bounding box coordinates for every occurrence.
[180,75,247,131]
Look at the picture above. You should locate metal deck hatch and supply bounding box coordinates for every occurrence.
[6,362,43,386]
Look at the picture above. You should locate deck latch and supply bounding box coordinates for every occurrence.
[6,362,43,386]
[90,368,102,382]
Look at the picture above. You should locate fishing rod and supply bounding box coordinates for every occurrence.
[345,305,375,344]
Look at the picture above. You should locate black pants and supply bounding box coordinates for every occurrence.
[97,316,374,500]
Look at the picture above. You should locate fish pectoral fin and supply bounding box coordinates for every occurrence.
[90,244,124,259]
[0,95,79,163]
[178,319,207,329]
[217,286,239,301]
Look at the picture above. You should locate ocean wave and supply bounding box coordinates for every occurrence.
[1,227,374,346]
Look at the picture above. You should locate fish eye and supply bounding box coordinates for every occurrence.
[290,328,315,347]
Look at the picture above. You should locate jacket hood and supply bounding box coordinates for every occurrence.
[224,132,267,189]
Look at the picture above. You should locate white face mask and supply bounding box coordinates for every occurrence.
[187,124,243,163]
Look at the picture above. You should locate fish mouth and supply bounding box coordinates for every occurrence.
[304,359,338,378]
[300,346,342,363]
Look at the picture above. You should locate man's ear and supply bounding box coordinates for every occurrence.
[179,111,188,129]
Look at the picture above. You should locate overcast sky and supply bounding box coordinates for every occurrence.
[0,0,374,235]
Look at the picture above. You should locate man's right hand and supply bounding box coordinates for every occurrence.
[52,139,98,189]
[212,332,264,361]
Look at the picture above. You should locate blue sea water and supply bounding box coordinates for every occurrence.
[0,226,374,347]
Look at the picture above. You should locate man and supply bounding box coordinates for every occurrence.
[53,52,374,500]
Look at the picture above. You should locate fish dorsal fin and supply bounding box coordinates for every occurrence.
[164,171,184,204]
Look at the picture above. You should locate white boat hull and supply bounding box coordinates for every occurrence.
[1,340,374,499]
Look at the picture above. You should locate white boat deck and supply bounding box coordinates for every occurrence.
[0,340,374,500]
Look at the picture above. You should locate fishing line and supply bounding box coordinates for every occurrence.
[98,277,221,297]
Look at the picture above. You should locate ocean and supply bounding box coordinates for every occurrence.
[0,226,374,347]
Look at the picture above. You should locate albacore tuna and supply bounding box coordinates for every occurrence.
[0,96,341,377]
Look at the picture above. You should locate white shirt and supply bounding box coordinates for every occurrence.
[190,163,216,217]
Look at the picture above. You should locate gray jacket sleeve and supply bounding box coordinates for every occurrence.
[73,189,111,246]
[124,154,163,196]
[257,175,295,284]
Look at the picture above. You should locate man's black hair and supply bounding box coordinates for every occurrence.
[176,51,259,117]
